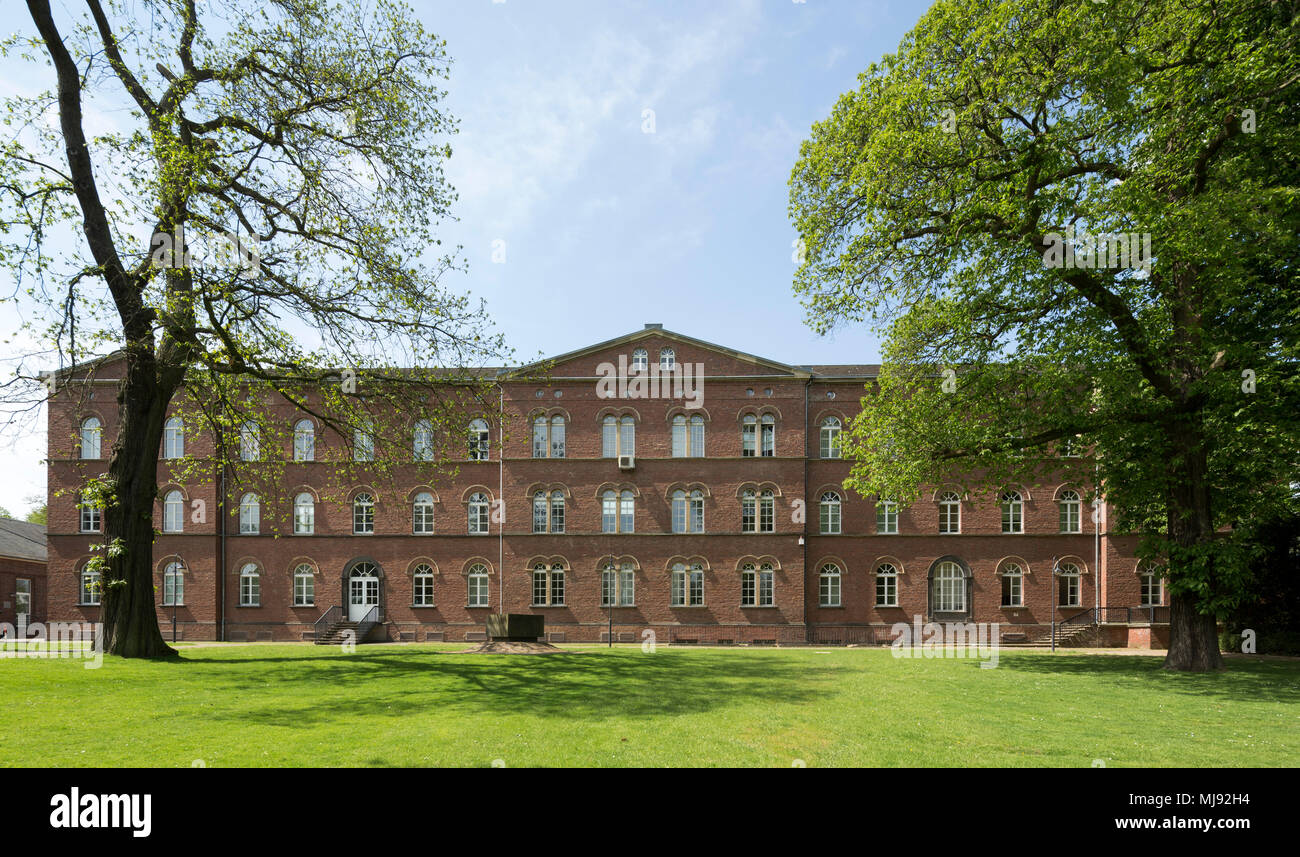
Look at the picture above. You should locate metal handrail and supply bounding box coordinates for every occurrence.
[355,605,383,643]
[313,605,341,640]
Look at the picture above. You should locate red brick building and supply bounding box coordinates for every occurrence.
[45,325,1168,646]
[0,517,46,630]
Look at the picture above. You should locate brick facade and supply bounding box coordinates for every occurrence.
[44,326,1166,646]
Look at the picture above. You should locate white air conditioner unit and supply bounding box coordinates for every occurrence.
[618,454,635,470]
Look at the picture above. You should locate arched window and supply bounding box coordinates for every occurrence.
[741,489,775,533]
[162,490,184,533]
[532,415,566,458]
[671,415,705,457]
[413,419,434,462]
[876,497,899,534]
[875,563,898,607]
[819,491,841,535]
[631,348,648,371]
[600,490,634,533]
[293,419,315,461]
[741,562,775,607]
[1059,489,1082,533]
[601,561,636,607]
[531,563,566,606]
[354,421,375,462]
[1057,561,1082,607]
[294,492,315,534]
[938,491,961,534]
[162,561,184,606]
[468,492,490,535]
[741,414,776,457]
[659,347,676,370]
[671,489,704,534]
[533,490,565,533]
[671,562,704,607]
[163,417,184,459]
[819,562,841,607]
[1001,563,1024,607]
[467,563,490,607]
[294,564,315,607]
[353,493,375,534]
[1139,565,1163,607]
[239,493,260,534]
[1000,490,1024,534]
[80,567,102,606]
[79,492,101,533]
[820,416,841,459]
[239,421,260,462]
[239,563,261,607]
[601,415,635,458]
[468,419,490,460]
[933,561,965,612]
[412,492,435,534]
[80,417,102,459]
[412,563,435,606]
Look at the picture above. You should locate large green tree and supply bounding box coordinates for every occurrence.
[1,0,503,657]
[790,0,1299,670]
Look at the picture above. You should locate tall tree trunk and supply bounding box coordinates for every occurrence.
[1162,414,1224,671]
[100,344,176,659]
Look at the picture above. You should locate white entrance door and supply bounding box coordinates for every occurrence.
[348,566,379,621]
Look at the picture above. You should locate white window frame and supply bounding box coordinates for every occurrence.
[1059,490,1082,533]
[293,419,315,462]
[353,492,375,534]
[294,492,315,534]
[80,417,102,460]
[875,563,898,607]
[819,416,841,459]
[468,419,490,460]
[938,491,961,534]
[239,421,260,462]
[239,493,260,534]
[412,564,435,606]
[79,493,101,533]
[412,492,435,534]
[877,497,899,534]
[162,561,185,606]
[80,569,102,606]
[1000,490,1024,534]
[1001,564,1024,607]
[467,565,490,607]
[819,563,842,607]
[163,417,184,459]
[239,564,261,607]
[468,492,490,535]
[819,491,841,535]
[294,564,315,607]
[933,561,966,612]
[413,419,434,462]
[162,490,184,533]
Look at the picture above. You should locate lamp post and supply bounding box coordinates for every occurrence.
[607,553,614,648]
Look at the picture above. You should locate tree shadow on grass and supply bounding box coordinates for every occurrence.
[176,648,829,726]
[989,652,1300,704]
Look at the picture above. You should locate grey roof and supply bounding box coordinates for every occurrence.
[808,364,880,378]
[0,518,47,563]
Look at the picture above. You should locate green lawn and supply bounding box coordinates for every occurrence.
[2,644,1296,766]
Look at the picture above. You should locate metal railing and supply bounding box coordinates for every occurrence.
[356,606,383,643]
[313,606,341,640]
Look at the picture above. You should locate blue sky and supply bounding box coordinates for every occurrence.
[0,0,934,516]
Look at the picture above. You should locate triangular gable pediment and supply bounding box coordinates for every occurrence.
[502,327,809,379]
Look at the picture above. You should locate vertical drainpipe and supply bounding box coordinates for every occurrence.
[803,377,811,644]
[498,383,505,616]
[217,430,227,643]
[1094,461,1101,616]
